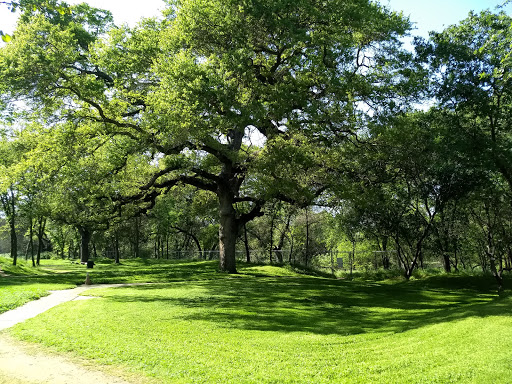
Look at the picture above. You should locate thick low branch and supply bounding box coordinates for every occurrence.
[179,175,217,192]
[237,199,265,227]
[191,167,221,183]
[67,64,114,85]
[188,141,233,165]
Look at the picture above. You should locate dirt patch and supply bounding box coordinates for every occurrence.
[0,335,142,384]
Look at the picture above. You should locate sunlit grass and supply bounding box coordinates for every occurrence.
[6,264,512,383]
[0,257,77,313]
[0,257,303,314]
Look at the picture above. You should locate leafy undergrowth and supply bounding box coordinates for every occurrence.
[6,262,512,383]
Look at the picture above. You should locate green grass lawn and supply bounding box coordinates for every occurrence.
[0,256,227,314]
[3,259,512,383]
[0,255,305,314]
[0,257,78,313]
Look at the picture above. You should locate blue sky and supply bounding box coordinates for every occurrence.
[1,0,511,37]
[386,0,511,38]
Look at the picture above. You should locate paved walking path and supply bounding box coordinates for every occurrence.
[0,285,94,331]
[0,283,148,384]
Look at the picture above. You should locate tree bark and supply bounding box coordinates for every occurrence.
[381,236,390,270]
[269,209,275,264]
[487,247,504,294]
[114,232,120,264]
[218,189,238,273]
[9,213,17,266]
[244,223,250,263]
[305,209,310,267]
[442,253,452,273]
[134,216,140,258]
[78,226,92,263]
[274,213,290,264]
[171,226,202,257]
[3,190,18,266]
[36,217,46,266]
[28,217,35,266]
[166,234,169,260]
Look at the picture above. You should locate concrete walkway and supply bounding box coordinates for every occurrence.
[0,283,148,384]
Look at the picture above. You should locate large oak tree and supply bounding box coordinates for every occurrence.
[0,0,411,272]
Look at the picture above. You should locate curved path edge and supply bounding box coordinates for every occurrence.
[0,283,153,384]
[0,283,149,331]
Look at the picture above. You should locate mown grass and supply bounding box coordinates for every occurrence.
[0,257,78,313]
[0,256,306,314]
[4,260,512,383]
[0,256,228,314]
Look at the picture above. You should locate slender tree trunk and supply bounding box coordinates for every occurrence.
[29,217,36,267]
[381,236,390,270]
[350,241,355,279]
[289,235,294,264]
[166,234,169,260]
[9,216,17,266]
[305,209,310,267]
[442,253,452,273]
[189,232,202,257]
[244,223,250,263]
[269,208,275,264]
[36,217,46,266]
[134,216,140,258]
[218,189,238,273]
[9,190,17,266]
[487,247,504,294]
[115,232,120,264]
[274,214,290,264]
[78,227,92,263]
[1,191,17,266]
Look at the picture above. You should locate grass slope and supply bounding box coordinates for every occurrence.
[0,257,78,313]
[5,261,512,383]
[0,257,233,314]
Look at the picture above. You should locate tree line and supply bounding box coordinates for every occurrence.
[0,1,511,288]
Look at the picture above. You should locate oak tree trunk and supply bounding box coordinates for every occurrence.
[218,190,238,273]
[78,227,92,263]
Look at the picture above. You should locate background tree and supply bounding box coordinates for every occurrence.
[417,10,512,190]
[0,130,23,265]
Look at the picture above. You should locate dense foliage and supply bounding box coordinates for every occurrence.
[0,1,512,286]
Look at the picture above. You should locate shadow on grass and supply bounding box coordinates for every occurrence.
[4,258,511,337]
[0,259,221,286]
[102,274,512,337]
